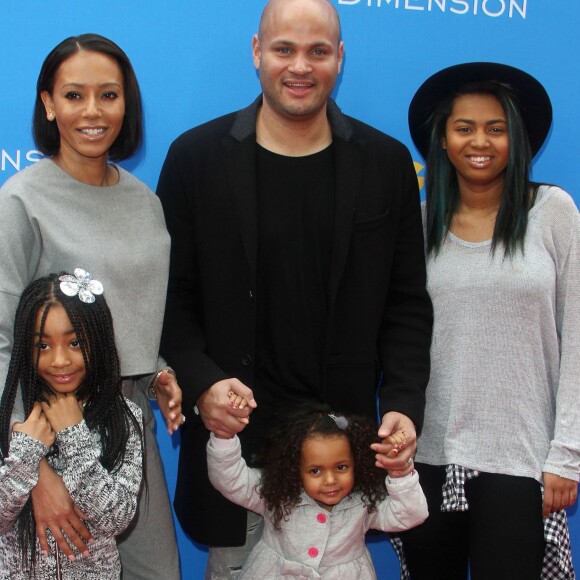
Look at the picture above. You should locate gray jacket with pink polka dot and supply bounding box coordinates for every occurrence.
[207,433,428,579]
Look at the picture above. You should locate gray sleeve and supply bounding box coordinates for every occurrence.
[366,471,428,533]
[0,181,41,424]
[206,433,267,516]
[0,432,48,533]
[544,189,580,480]
[56,405,143,538]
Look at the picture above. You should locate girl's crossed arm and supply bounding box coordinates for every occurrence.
[0,403,54,534]
[43,398,144,538]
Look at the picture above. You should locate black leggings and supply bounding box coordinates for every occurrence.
[399,463,545,580]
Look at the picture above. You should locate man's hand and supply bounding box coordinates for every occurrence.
[153,370,184,435]
[372,412,417,477]
[197,378,256,438]
[31,459,92,559]
[543,472,578,518]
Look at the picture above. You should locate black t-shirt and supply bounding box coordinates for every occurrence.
[248,143,335,452]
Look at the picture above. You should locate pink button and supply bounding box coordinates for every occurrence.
[317,513,327,524]
[308,547,319,558]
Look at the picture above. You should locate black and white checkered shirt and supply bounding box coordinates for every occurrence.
[390,464,575,580]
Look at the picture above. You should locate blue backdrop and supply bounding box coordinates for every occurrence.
[1,1,578,577]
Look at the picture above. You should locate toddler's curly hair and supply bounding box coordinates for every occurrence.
[257,403,387,529]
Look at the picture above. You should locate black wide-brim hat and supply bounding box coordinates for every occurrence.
[408,62,552,160]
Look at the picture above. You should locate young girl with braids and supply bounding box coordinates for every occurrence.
[0,270,143,579]
[207,402,428,579]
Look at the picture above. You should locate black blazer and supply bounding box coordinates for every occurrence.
[157,97,433,545]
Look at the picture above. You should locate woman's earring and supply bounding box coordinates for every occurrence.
[47,111,54,120]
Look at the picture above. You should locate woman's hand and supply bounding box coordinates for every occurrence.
[32,459,92,558]
[543,472,578,517]
[152,370,184,435]
[12,402,55,447]
[41,393,83,433]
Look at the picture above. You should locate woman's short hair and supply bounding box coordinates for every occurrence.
[33,33,143,161]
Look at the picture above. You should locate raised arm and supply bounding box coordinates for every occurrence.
[206,433,266,516]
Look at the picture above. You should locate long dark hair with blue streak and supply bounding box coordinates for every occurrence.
[425,80,537,257]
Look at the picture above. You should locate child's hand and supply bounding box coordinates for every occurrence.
[12,402,55,447]
[383,428,407,458]
[41,393,84,433]
[228,390,250,410]
[222,389,251,435]
[371,428,413,477]
[209,390,251,439]
[373,413,416,477]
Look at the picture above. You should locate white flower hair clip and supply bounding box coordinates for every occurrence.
[59,268,104,304]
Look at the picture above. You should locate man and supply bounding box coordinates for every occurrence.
[157,0,432,576]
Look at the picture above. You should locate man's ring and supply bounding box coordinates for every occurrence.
[180,414,186,425]
[407,457,414,465]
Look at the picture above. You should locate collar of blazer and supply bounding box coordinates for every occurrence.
[229,95,354,144]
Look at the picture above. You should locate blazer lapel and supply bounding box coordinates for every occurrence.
[328,135,366,306]
[223,135,259,284]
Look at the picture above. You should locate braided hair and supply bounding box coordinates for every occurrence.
[0,272,142,571]
[256,403,387,529]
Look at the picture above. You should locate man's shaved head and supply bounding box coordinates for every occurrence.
[258,0,342,46]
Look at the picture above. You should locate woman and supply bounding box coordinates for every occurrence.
[0,34,181,579]
[399,62,579,579]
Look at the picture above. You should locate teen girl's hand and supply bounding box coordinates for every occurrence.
[32,459,92,559]
[152,369,184,435]
[41,392,83,433]
[543,472,579,518]
[12,402,55,447]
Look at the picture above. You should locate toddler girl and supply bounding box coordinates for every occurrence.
[208,402,428,579]
[0,269,143,579]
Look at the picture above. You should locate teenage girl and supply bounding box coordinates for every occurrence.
[400,62,579,579]
[207,402,427,579]
[0,270,143,579]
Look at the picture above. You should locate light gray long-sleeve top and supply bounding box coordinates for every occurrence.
[416,185,580,483]
[0,400,143,579]
[207,433,428,579]
[0,159,170,419]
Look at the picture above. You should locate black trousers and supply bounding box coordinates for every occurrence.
[399,463,545,580]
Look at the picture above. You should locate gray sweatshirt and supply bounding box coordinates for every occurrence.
[416,185,580,483]
[0,159,170,418]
